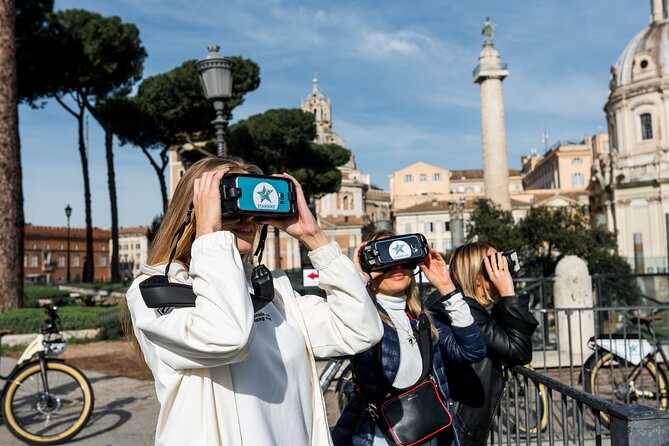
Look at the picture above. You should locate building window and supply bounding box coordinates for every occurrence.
[444,240,452,250]
[430,242,436,248]
[640,113,653,140]
[31,243,36,249]
[179,169,185,178]
[444,221,450,231]
[603,142,610,152]
[465,187,474,193]
[24,255,27,267]
[405,223,412,233]
[44,243,49,250]
[425,222,434,233]
[74,244,78,251]
[101,245,105,251]
[73,255,80,267]
[58,255,65,267]
[59,243,64,249]
[419,174,427,183]
[30,255,38,267]
[136,244,140,249]
[100,255,107,267]
[572,173,584,187]
[404,174,413,183]
[571,158,583,165]
[433,173,442,182]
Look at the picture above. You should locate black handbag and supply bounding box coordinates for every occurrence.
[368,312,453,446]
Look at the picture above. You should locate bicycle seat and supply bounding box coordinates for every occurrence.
[0,329,13,337]
[629,315,662,326]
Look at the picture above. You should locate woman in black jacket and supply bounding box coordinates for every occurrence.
[428,242,538,446]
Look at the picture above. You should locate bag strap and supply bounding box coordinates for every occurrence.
[139,207,274,313]
[375,307,434,394]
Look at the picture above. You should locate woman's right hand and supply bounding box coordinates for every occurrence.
[193,168,230,238]
[482,252,515,297]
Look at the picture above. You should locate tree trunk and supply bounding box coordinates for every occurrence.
[105,128,119,282]
[140,145,168,213]
[78,107,94,282]
[0,0,24,310]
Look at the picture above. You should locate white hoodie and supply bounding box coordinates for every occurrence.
[126,231,383,446]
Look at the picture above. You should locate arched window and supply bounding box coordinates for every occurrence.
[343,195,350,210]
[572,173,584,187]
[640,113,653,140]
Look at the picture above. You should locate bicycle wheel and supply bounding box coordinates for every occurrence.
[1,359,94,445]
[335,364,355,412]
[500,371,548,435]
[584,351,668,425]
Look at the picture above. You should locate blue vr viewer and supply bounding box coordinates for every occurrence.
[220,173,297,218]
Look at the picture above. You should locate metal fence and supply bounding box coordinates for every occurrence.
[492,365,669,446]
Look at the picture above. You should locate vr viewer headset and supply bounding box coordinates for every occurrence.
[220,174,297,218]
[359,233,429,273]
[481,250,521,281]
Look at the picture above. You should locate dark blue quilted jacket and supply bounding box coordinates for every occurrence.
[331,308,486,446]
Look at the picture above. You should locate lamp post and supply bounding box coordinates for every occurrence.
[65,204,72,283]
[196,44,234,157]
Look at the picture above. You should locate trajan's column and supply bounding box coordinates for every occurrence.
[473,17,511,209]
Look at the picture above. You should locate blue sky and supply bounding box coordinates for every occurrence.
[21,0,645,228]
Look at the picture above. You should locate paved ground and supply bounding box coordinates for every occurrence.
[0,357,158,446]
[0,357,340,446]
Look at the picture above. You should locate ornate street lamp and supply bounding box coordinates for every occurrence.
[65,204,72,283]
[196,44,234,157]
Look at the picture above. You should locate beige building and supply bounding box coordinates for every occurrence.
[591,1,669,272]
[389,162,522,210]
[521,134,607,192]
[116,226,150,280]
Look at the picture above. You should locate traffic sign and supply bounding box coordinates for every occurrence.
[303,269,319,287]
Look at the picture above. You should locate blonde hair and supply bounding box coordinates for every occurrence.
[367,231,439,339]
[147,156,263,269]
[449,241,496,306]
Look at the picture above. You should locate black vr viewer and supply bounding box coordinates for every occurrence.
[220,174,297,218]
[359,233,430,273]
[481,250,521,281]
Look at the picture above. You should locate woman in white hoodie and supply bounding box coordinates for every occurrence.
[126,157,383,446]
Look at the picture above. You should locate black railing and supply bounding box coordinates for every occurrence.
[494,365,669,445]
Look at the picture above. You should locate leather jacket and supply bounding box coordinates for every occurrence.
[426,291,538,446]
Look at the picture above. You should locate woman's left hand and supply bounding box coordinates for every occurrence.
[261,172,329,251]
[419,248,456,296]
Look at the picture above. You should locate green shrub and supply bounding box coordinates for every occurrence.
[0,305,120,334]
[23,285,71,308]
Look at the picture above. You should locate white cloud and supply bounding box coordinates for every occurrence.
[357,31,436,58]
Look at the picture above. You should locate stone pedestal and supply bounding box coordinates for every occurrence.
[554,256,595,364]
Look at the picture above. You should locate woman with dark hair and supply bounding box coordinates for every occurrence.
[125,157,383,446]
[428,242,538,446]
[332,231,486,446]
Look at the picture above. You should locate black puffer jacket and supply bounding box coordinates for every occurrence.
[427,291,538,446]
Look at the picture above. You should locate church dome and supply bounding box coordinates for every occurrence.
[612,20,669,88]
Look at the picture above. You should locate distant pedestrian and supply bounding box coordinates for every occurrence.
[332,231,486,446]
[125,157,383,446]
[427,242,538,446]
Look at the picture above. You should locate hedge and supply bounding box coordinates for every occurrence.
[0,305,120,334]
[23,285,71,308]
